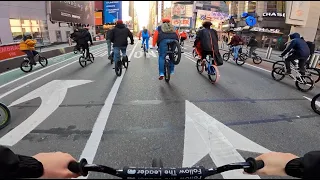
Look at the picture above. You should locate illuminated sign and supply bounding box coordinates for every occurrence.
[262,12,285,17]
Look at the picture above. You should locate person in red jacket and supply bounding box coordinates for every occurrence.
[179,31,187,45]
[152,18,179,80]
[227,30,243,60]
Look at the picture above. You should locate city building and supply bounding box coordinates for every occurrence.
[148,1,157,31]
[95,1,104,35]
[0,1,95,46]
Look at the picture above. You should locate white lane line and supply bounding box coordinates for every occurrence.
[0,47,120,100]
[0,45,107,90]
[78,42,139,179]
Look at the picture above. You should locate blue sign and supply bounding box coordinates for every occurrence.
[245,16,257,26]
[103,1,122,24]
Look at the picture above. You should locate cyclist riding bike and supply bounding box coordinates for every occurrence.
[1,144,320,179]
[152,18,179,80]
[227,30,243,61]
[70,29,81,52]
[19,33,38,65]
[74,28,93,60]
[138,26,151,52]
[179,31,187,45]
[193,21,223,72]
[109,20,134,69]
[280,33,310,75]
[247,35,258,58]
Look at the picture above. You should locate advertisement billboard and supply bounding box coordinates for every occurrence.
[196,10,228,29]
[95,1,103,11]
[95,12,103,26]
[103,1,122,24]
[51,1,95,25]
[172,4,186,16]
[172,18,192,28]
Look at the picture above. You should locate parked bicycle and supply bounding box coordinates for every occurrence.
[271,56,314,92]
[311,93,320,115]
[20,46,48,73]
[241,48,263,64]
[196,54,220,84]
[68,157,264,179]
[222,46,246,66]
[0,102,11,130]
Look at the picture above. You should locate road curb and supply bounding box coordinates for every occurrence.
[0,41,106,74]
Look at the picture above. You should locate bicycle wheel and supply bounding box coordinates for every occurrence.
[253,56,263,64]
[0,103,11,130]
[39,56,48,67]
[196,59,203,74]
[295,76,314,92]
[208,65,220,84]
[20,59,33,72]
[271,67,285,81]
[89,53,94,63]
[122,55,129,69]
[272,61,285,69]
[172,40,182,65]
[236,54,246,66]
[192,49,197,58]
[164,59,170,82]
[311,93,320,115]
[79,56,87,68]
[115,60,122,76]
[306,67,320,83]
[152,158,163,168]
[222,53,230,61]
[144,46,146,58]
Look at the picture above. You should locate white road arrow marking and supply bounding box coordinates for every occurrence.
[184,100,271,179]
[0,80,92,146]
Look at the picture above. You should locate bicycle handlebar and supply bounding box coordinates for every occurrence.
[68,157,264,178]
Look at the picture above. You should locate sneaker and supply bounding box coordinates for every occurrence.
[159,76,164,80]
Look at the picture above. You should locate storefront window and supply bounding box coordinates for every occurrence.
[266,1,285,13]
[9,18,50,44]
[245,1,256,13]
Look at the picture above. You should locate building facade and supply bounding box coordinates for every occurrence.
[148,1,157,31]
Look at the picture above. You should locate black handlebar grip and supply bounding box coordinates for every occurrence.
[244,157,265,174]
[67,158,89,176]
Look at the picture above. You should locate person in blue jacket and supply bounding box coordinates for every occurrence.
[280,32,310,75]
[139,27,151,52]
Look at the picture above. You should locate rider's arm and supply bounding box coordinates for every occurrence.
[0,145,43,178]
[88,33,93,45]
[109,29,114,43]
[152,29,159,47]
[128,29,134,43]
[281,40,296,56]
[254,151,320,179]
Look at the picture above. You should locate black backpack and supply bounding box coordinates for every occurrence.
[306,41,315,54]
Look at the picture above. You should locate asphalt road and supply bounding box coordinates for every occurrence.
[0,38,319,179]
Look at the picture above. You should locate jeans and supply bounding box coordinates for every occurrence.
[80,43,90,58]
[113,46,127,68]
[249,47,257,58]
[285,53,307,75]
[158,39,175,76]
[22,50,38,64]
[232,45,241,59]
[106,39,111,56]
[142,37,149,50]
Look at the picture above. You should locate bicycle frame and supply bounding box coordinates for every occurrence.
[279,57,305,83]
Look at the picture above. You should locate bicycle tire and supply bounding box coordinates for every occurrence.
[79,56,87,68]
[39,56,48,67]
[172,40,182,65]
[122,56,129,69]
[295,76,314,92]
[89,53,94,63]
[272,61,285,69]
[192,49,197,58]
[0,102,11,130]
[253,56,263,64]
[306,67,320,83]
[196,59,203,74]
[311,93,320,115]
[164,59,170,82]
[151,158,163,168]
[236,54,246,66]
[208,65,220,84]
[222,53,230,61]
[20,59,33,73]
[115,60,122,76]
[271,67,285,81]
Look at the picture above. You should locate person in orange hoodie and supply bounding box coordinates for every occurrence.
[179,30,187,46]
[152,18,179,80]
[19,32,38,65]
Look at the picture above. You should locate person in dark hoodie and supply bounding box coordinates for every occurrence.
[109,20,134,69]
[70,29,81,52]
[74,28,93,60]
[280,33,310,75]
[247,35,258,58]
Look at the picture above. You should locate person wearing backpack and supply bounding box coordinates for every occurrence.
[152,18,179,80]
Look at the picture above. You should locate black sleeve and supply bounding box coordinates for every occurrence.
[88,32,93,44]
[285,151,320,179]
[0,145,44,178]
[110,29,114,43]
[128,29,134,43]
